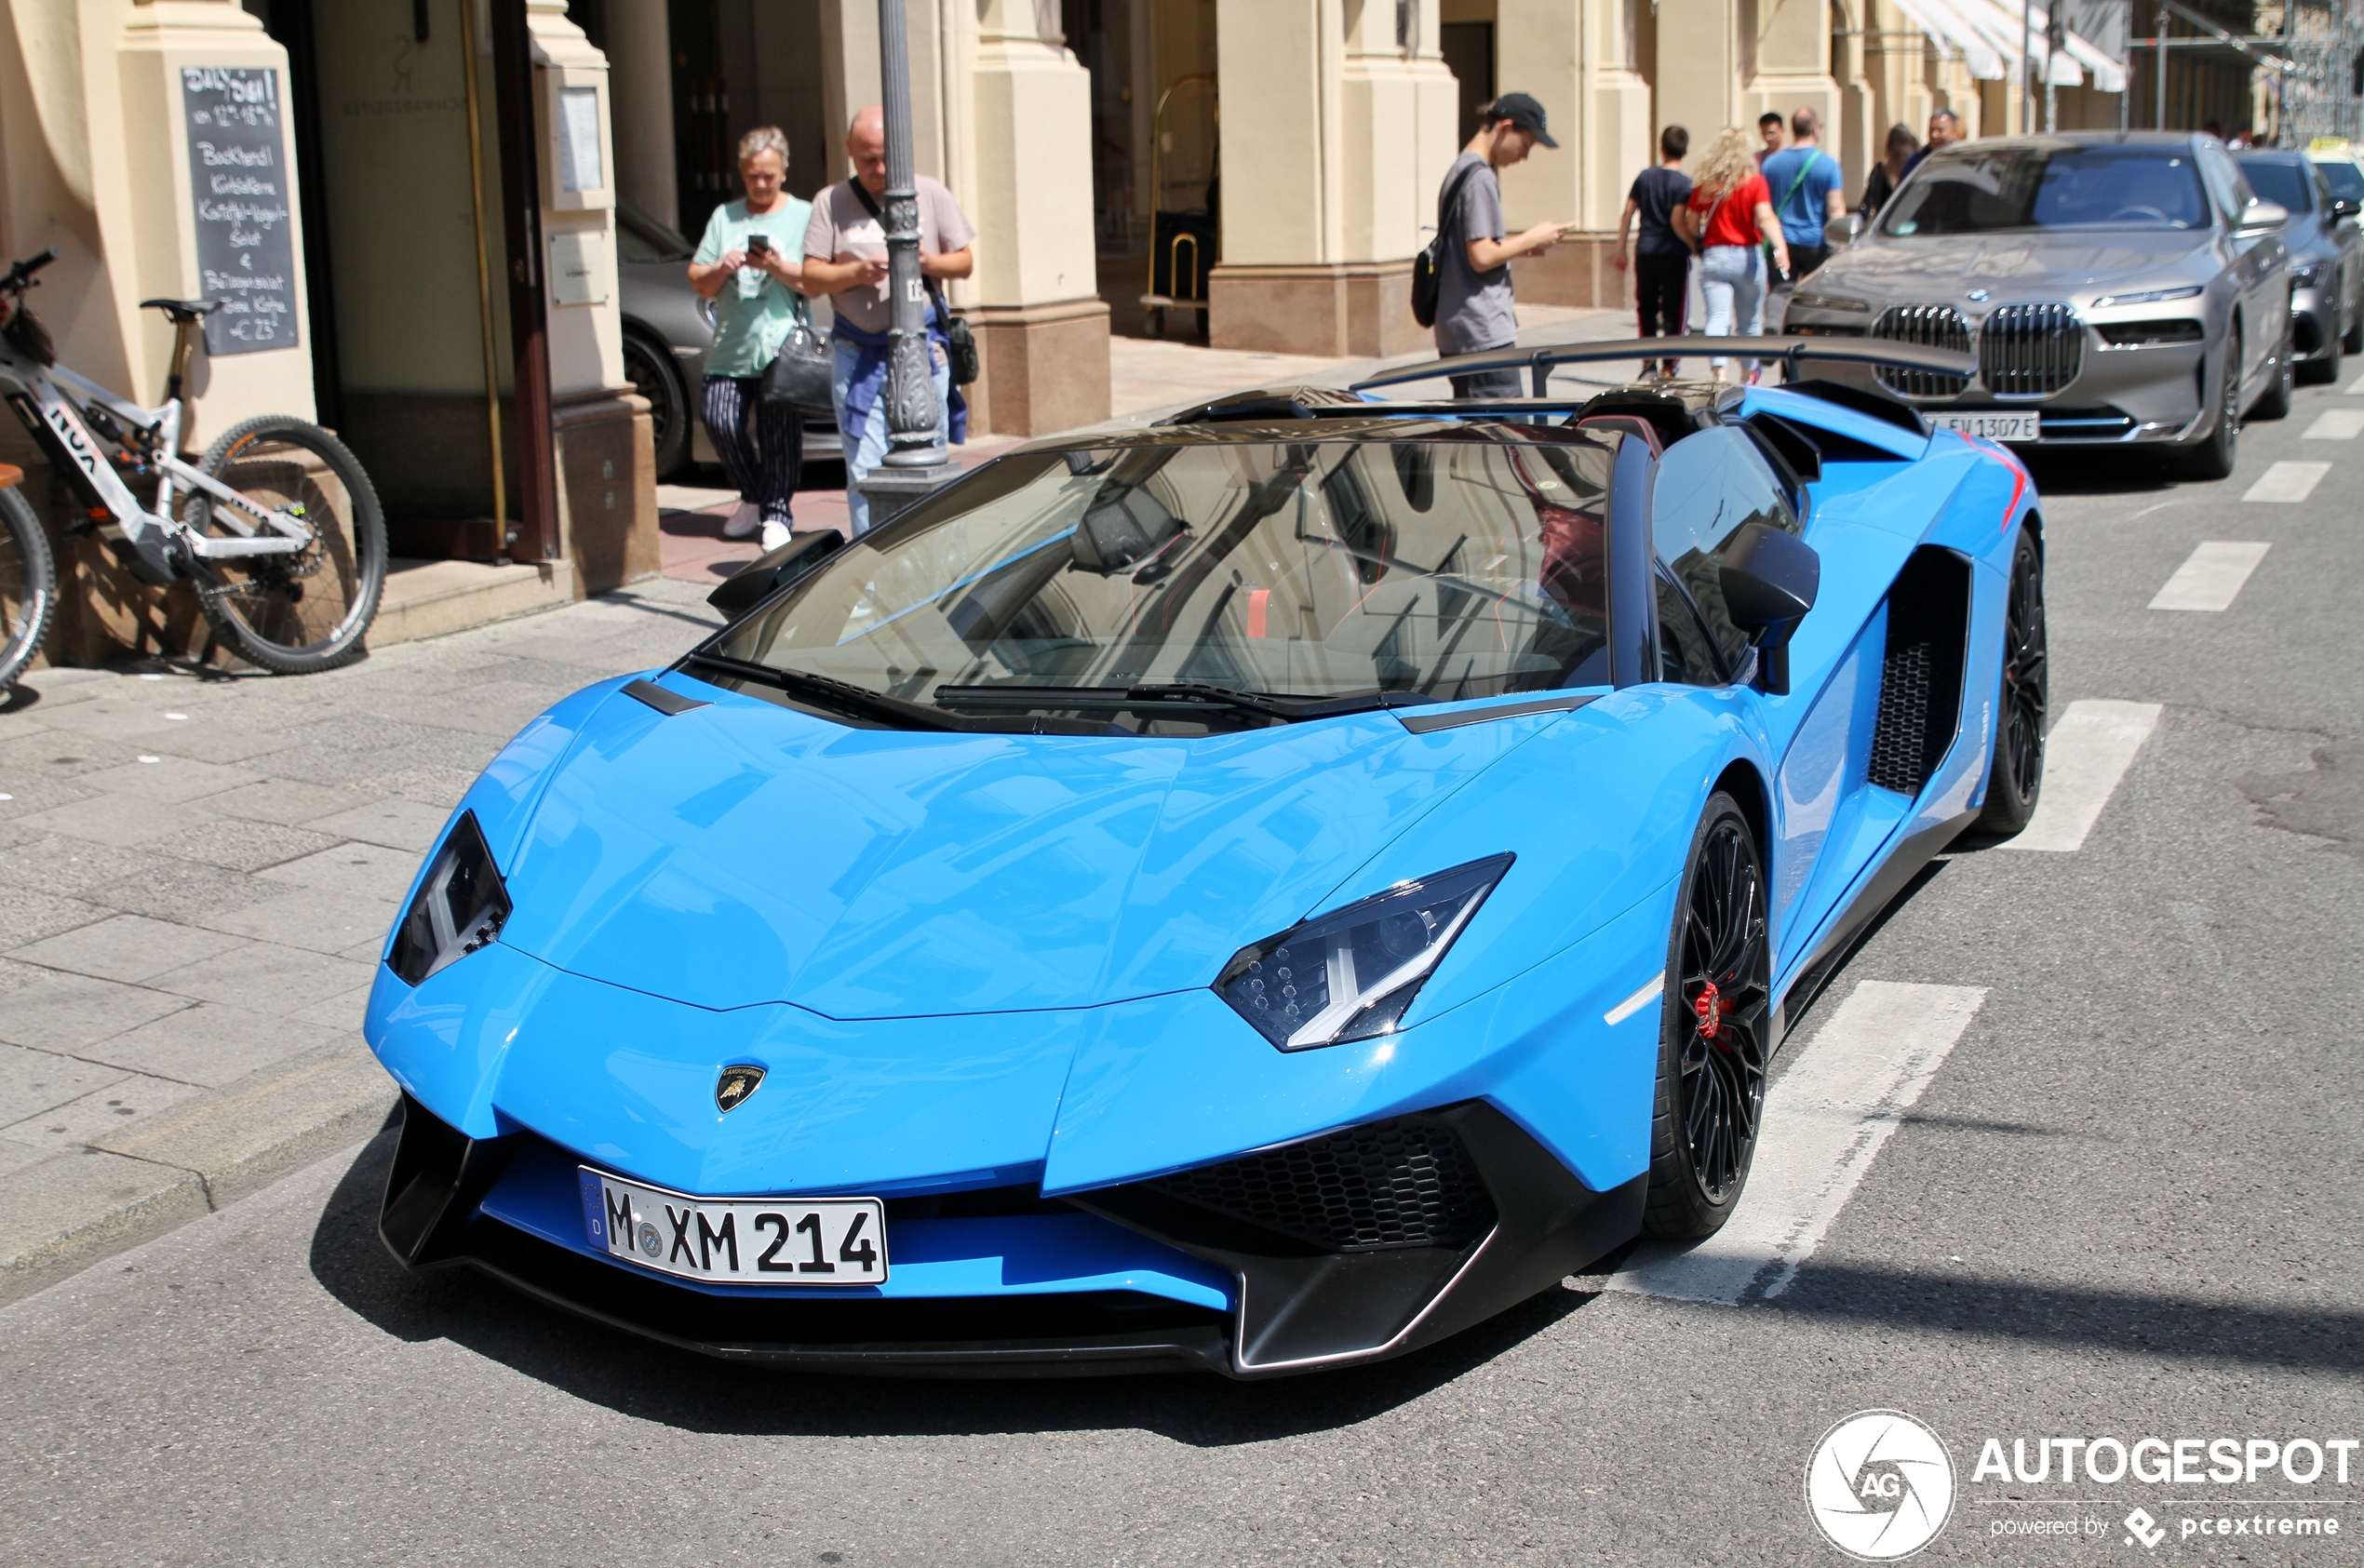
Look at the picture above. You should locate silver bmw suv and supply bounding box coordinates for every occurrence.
[1783,132,2294,478]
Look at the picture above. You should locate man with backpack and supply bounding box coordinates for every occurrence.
[1760,107,1847,284]
[1423,93,1575,398]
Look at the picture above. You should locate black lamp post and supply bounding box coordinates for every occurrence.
[855,0,960,520]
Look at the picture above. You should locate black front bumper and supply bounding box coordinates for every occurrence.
[380,1094,1644,1379]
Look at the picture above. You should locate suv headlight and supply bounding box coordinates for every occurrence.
[1215,854,1512,1052]
[1788,291,1870,314]
[389,811,512,985]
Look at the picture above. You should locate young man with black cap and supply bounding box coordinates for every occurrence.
[1432,92,1576,398]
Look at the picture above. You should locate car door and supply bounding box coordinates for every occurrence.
[2200,142,2286,390]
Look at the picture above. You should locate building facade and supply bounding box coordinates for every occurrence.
[4,0,2154,666]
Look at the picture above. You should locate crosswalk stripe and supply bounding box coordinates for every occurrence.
[2003,699,2163,852]
[2345,372,2364,395]
[1606,981,1989,1305]
[2243,461,2331,503]
[2304,409,2364,440]
[2147,541,2270,611]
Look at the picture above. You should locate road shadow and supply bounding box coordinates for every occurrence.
[307,1129,1605,1444]
[2016,448,2179,497]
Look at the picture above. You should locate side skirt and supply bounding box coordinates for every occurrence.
[1770,809,1978,1046]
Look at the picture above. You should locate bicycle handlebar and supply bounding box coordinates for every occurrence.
[2,249,59,296]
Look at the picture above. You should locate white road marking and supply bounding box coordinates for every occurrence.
[2344,372,2364,395]
[2003,700,2163,852]
[2242,462,2331,503]
[2303,409,2364,440]
[1605,972,1665,1026]
[2147,542,2270,611]
[1608,981,1989,1305]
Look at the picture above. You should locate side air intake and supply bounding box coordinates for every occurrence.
[1868,548,1972,796]
[1147,1116,1498,1253]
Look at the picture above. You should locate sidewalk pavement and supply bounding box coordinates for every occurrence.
[0,302,1635,1303]
[0,577,729,1303]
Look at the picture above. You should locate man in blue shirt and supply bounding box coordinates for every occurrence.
[1760,107,1847,282]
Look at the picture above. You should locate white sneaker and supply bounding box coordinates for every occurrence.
[720,502,761,539]
[759,519,792,552]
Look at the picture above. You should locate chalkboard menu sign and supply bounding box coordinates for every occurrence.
[180,66,299,355]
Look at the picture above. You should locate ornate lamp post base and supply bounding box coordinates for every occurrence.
[854,459,960,522]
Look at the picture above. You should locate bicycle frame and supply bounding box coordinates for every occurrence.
[1,337,310,573]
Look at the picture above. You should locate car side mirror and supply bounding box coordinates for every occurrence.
[2334,196,2362,220]
[706,529,843,617]
[2237,197,2290,231]
[1824,211,1864,250]
[1717,523,1820,696]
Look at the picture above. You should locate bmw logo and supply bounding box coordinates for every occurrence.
[1966,288,1991,302]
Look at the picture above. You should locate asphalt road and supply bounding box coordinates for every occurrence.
[2,375,2359,1567]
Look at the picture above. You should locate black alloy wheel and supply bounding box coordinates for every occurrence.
[1643,792,1772,1239]
[2175,329,2240,479]
[624,332,692,480]
[1975,528,2048,836]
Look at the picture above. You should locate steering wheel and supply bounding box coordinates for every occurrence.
[2106,205,2171,224]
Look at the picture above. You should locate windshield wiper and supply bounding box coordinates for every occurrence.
[679,653,1126,735]
[932,681,1437,722]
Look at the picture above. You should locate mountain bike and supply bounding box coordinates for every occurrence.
[0,248,385,677]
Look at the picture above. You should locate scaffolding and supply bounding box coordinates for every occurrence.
[2274,0,2364,142]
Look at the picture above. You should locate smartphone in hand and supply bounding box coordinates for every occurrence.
[747,234,772,257]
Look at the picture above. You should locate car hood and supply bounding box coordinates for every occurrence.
[490,675,1551,1017]
[1824,230,2217,297]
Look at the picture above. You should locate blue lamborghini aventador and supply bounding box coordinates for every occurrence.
[365,335,2045,1378]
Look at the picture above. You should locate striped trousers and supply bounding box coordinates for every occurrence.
[700,375,803,526]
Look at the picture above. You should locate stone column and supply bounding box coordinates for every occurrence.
[1496,0,1656,309]
[1743,0,1844,175]
[603,0,675,224]
[1207,0,1455,358]
[526,0,656,595]
[958,0,1111,436]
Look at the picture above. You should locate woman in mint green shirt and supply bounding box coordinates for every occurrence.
[689,127,813,550]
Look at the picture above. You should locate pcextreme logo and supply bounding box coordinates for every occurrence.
[1807,1410,1958,1561]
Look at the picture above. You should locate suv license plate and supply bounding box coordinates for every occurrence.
[581,1168,888,1285]
[1935,412,2039,442]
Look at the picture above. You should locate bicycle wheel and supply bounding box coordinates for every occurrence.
[0,483,58,690]
[181,415,387,674]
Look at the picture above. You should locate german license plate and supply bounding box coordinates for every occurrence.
[1934,411,2039,442]
[580,1168,888,1285]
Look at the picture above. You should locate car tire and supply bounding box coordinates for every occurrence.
[1642,792,1772,1240]
[2301,312,2343,385]
[623,331,692,480]
[2173,329,2240,480]
[2252,316,2295,420]
[1975,528,2047,838]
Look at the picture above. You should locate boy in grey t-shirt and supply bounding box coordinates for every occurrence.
[1433,92,1575,398]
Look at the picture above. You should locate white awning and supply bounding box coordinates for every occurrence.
[1888,0,2130,92]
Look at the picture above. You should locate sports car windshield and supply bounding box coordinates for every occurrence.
[1882,147,2210,235]
[703,435,1617,733]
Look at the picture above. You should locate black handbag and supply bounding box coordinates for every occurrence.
[849,178,978,386]
[759,311,833,414]
[1412,159,1485,329]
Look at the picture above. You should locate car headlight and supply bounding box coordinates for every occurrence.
[1215,854,1512,1052]
[2290,261,2324,288]
[2091,285,2204,308]
[389,811,512,985]
[1787,291,1870,314]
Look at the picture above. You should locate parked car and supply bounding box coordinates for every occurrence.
[1784,132,2293,478]
[615,202,841,481]
[2305,137,2364,226]
[2240,145,2364,380]
[365,334,2050,1378]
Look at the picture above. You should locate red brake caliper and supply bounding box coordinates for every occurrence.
[1693,981,1724,1042]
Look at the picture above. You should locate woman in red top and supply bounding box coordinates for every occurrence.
[1675,127,1792,382]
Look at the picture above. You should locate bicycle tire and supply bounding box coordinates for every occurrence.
[0,483,58,690]
[182,415,387,675]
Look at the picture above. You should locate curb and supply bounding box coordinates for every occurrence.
[0,1043,397,1306]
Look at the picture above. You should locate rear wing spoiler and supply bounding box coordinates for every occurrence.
[1350,336,1976,397]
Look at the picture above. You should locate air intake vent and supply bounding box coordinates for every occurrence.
[1868,549,1972,797]
[1873,305,1975,398]
[1148,1117,1498,1253]
[1980,302,2084,397]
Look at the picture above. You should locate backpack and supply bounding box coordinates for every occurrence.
[1412,159,1488,329]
